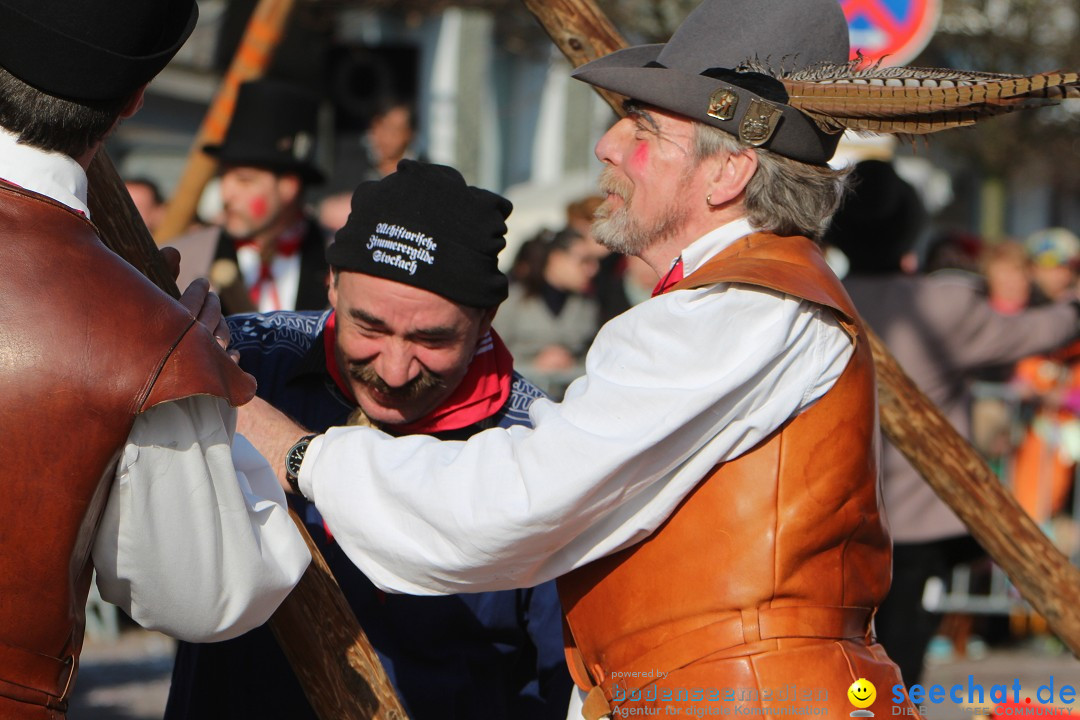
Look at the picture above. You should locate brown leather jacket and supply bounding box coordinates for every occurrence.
[0,183,255,719]
[558,233,914,718]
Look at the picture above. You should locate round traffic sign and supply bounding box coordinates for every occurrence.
[842,0,942,66]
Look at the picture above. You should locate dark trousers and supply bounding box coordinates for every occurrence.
[875,535,984,687]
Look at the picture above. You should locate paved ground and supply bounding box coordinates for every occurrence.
[69,627,175,720]
[918,642,1080,720]
[69,625,1080,719]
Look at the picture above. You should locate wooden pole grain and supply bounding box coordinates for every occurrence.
[520,0,1080,656]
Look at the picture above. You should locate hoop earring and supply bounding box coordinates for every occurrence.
[706,194,719,208]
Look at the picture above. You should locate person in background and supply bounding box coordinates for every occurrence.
[508,228,552,286]
[982,240,1033,316]
[365,98,419,180]
[1027,227,1080,304]
[167,79,330,315]
[316,186,354,234]
[494,227,607,398]
[563,194,661,323]
[315,98,421,235]
[827,160,1080,686]
[970,241,1033,471]
[167,160,572,720]
[1010,228,1080,525]
[565,195,605,238]
[0,1,309,716]
[923,228,984,275]
[124,176,166,234]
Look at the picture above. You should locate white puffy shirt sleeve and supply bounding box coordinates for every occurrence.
[92,395,311,642]
[301,284,855,596]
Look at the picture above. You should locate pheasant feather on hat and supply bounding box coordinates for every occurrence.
[771,59,1079,136]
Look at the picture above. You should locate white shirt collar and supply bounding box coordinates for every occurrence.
[678,217,755,275]
[0,129,90,217]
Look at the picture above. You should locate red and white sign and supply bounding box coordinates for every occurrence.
[841,0,942,66]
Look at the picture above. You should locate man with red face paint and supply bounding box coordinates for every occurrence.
[232,0,954,717]
[166,160,572,720]
[170,79,331,315]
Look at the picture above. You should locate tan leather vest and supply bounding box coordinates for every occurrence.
[558,233,900,717]
[0,183,256,719]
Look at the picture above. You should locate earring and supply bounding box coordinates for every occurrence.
[706,194,718,207]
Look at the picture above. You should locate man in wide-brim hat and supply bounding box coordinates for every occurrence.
[234,0,1074,717]
[169,78,331,316]
[0,1,309,716]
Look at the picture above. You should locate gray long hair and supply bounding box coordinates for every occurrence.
[692,123,850,241]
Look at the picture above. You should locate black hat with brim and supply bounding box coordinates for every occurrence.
[0,0,198,102]
[572,0,850,166]
[203,79,326,185]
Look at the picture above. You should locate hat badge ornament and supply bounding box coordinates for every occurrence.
[707,89,739,122]
[739,98,782,146]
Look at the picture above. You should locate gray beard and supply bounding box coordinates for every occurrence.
[592,198,691,257]
[591,169,692,257]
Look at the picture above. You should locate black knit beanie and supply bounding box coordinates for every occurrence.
[327,160,511,308]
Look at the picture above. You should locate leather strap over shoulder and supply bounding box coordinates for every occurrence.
[139,316,256,412]
[670,233,860,338]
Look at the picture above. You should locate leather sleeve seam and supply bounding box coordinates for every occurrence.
[135,315,198,413]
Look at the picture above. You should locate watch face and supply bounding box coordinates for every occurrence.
[286,436,313,480]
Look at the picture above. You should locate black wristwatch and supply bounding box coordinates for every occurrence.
[285,434,317,495]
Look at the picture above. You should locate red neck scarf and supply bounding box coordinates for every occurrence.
[652,256,685,296]
[233,225,305,257]
[323,310,513,435]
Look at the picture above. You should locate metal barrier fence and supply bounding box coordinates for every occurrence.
[923,381,1080,618]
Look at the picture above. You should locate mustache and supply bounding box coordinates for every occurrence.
[595,168,633,219]
[347,361,446,402]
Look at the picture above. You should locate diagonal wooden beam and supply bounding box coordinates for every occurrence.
[154,0,297,244]
[522,0,1080,657]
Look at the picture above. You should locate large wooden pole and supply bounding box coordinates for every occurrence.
[154,0,298,244]
[87,152,409,719]
[522,0,1080,656]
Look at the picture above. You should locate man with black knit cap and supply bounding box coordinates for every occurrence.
[235,0,1076,715]
[0,0,308,717]
[167,160,572,720]
[170,79,331,315]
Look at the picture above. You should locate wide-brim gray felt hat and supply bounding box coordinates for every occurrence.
[572,0,850,165]
[0,0,198,102]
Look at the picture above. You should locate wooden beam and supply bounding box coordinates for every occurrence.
[154,0,298,244]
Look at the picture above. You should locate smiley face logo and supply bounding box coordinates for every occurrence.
[848,678,877,709]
